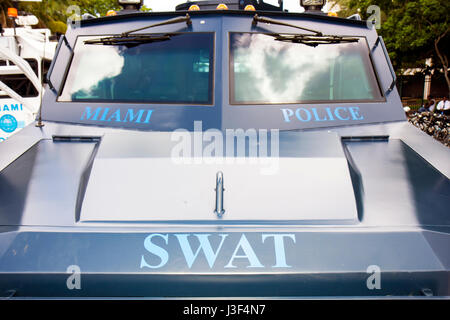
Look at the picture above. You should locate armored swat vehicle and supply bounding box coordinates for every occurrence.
[0,0,449,299]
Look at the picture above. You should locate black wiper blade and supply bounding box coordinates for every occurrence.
[84,14,191,47]
[252,14,358,47]
[122,14,191,36]
[253,14,323,36]
[272,33,359,47]
[84,34,172,47]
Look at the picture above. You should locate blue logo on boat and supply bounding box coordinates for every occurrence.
[0,114,18,133]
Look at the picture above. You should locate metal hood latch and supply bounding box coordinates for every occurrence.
[214,171,225,218]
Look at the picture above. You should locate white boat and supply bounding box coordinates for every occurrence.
[0,14,57,142]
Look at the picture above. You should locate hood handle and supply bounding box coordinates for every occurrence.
[214,171,225,218]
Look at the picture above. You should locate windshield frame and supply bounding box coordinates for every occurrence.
[58,32,216,106]
[41,13,406,132]
[228,32,385,106]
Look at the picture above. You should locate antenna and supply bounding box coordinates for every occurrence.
[36,30,46,128]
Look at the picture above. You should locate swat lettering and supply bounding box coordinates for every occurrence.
[140,233,296,270]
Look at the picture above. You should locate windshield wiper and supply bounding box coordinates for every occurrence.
[84,14,191,47]
[253,14,323,36]
[122,14,191,36]
[84,34,173,47]
[253,14,359,47]
[272,33,359,47]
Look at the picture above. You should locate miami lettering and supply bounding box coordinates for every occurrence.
[81,107,153,124]
[1,104,24,112]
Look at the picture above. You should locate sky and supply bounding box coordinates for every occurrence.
[143,0,333,13]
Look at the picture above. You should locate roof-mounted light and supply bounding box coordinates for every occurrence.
[216,4,229,10]
[106,10,117,16]
[300,0,325,12]
[189,4,201,11]
[327,12,338,17]
[244,5,256,11]
[118,0,143,11]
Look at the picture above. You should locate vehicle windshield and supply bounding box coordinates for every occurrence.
[59,32,214,105]
[230,33,383,104]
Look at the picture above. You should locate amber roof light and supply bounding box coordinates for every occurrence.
[189,4,201,11]
[216,4,229,10]
[7,8,18,18]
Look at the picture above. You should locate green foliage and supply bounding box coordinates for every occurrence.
[0,1,15,27]
[72,0,122,16]
[141,5,153,12]
[16,0,122,32]
[328,0,354,18]
[330,0,449,95]
[47,20,68,34]
[331,0,449,70]
[1,1,151,33]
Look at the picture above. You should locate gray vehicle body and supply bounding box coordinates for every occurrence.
[0,8,449,298]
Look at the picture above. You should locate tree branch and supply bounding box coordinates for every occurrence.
[434,30,450,96]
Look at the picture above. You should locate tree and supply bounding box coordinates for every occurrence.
[141,5,152,12]
[328,0,354,18]
[332,0,449,96]
[1,1,129,34]
[0,1,15,28]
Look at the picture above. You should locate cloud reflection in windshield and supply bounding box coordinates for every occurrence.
[233,33,342,103]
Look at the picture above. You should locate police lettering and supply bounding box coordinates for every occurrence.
[281,107,364,123]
